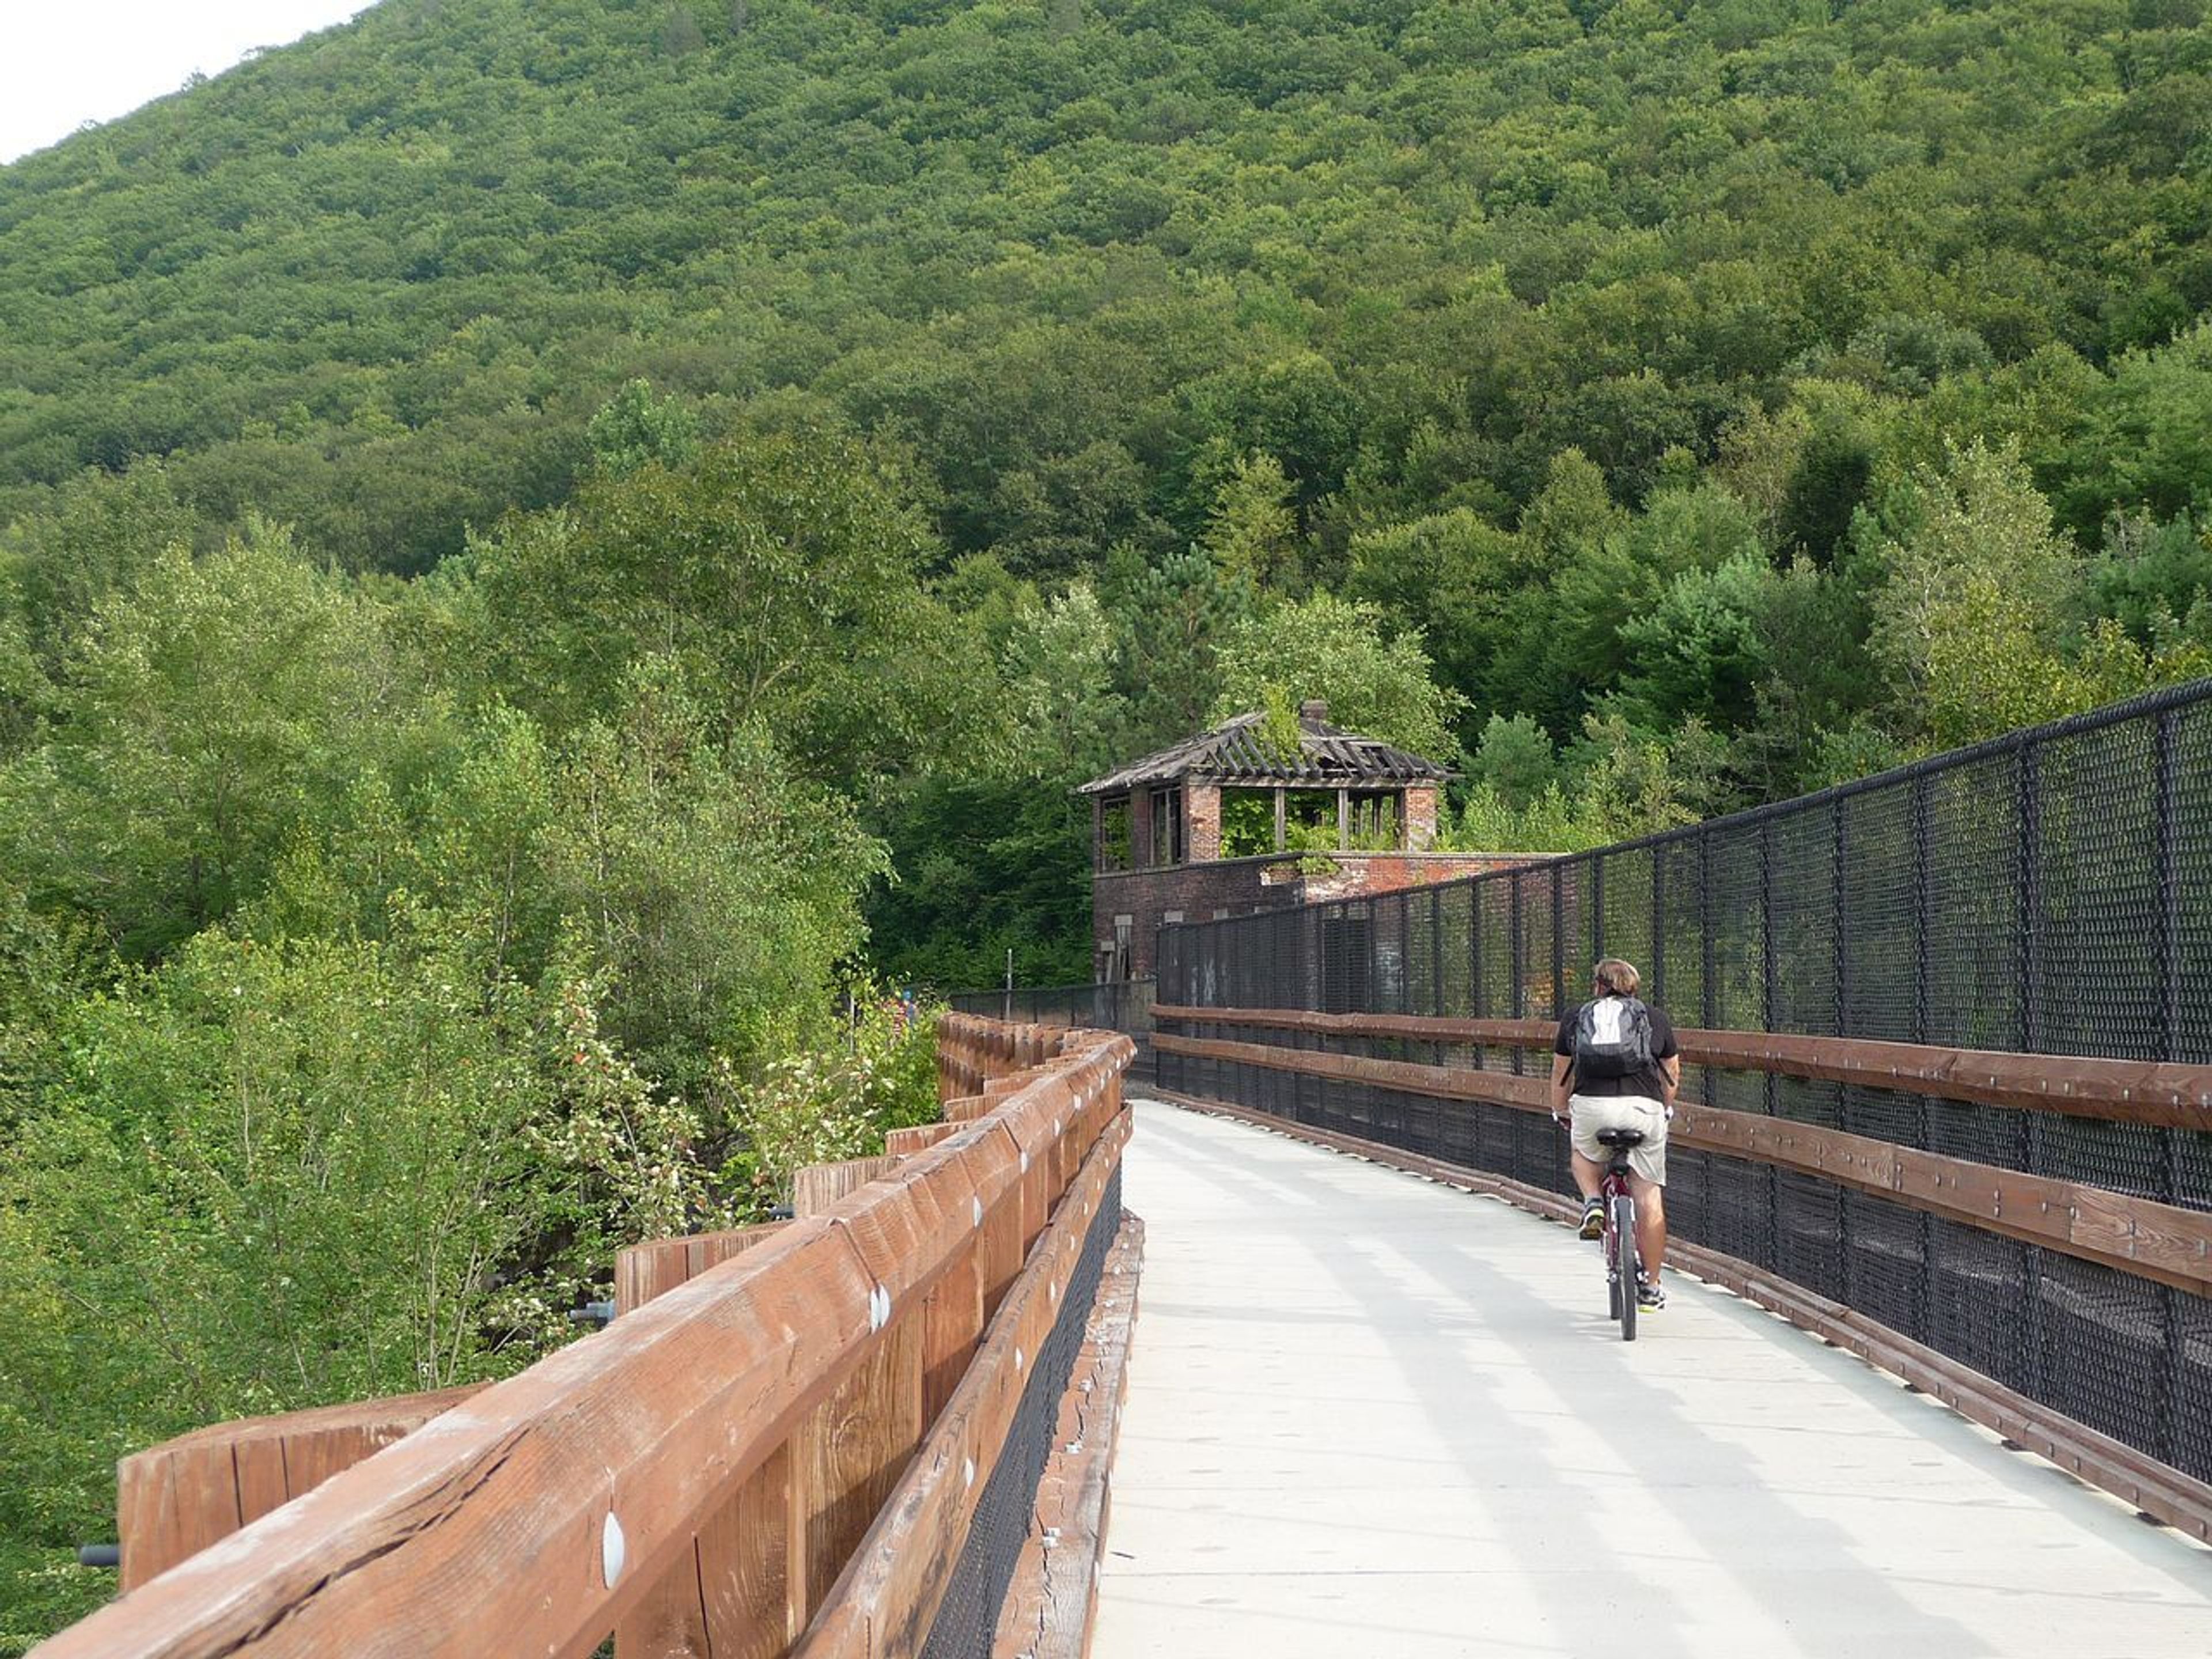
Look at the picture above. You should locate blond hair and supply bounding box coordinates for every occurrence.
[1593,958,1641,997]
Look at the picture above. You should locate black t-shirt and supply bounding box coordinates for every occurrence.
[1554,995,1679,1100]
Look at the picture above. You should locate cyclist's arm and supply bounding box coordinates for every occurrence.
[1549,1054,1573,1122]
[1658,1052,1681,1110]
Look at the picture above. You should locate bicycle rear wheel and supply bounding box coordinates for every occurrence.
[1612,1192,1638,1341]
[1603,1192,1623,1319]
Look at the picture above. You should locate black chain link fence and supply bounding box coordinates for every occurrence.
[948,982,1155,1085]
[919,1166,1122,1658]
[1151,681,2212,1488]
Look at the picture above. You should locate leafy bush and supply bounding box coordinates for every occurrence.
[723,993,942,1213]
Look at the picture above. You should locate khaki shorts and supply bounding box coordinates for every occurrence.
[1569,1094,1669,1185]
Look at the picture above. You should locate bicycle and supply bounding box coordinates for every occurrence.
[1595,1126,1645,1342]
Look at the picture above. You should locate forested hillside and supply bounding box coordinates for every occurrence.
[3,0,2212,1639]
[7,0,2212,573]
[2,0,2209,824]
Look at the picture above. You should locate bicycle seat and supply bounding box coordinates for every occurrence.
[1595,1128,1646,1148]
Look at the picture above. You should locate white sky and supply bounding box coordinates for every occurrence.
[1,2,378,164]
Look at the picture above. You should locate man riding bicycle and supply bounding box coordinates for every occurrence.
[1549,959,1681,1311]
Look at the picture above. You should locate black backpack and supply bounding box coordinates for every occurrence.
[1572,995,1654,1080]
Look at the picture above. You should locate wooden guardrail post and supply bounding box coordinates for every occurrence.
[787,1321,926,1632]
[921,1224,986,1427]
[886,1122,961,1155]
[615,1222,791,1659]
[115,1386,488,1590]
[793,1155,902,1217]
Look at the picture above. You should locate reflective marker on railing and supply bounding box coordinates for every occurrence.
[973,1196,984,1226]
[602,1512,626,1588]
[869,1284,891,1332]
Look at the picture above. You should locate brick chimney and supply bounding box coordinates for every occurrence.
[1300,699,1328,724]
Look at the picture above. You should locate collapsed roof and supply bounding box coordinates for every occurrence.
[1077,702,1452,796]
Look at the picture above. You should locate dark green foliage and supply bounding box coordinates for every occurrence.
[4,0,2212,581]
[865,775,1093,993]
[456,422,974,789]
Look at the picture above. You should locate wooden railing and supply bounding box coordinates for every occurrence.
[38,1016,1133,1659]
[1153,1006,2212,1293]
[1152,1002,2212,1541]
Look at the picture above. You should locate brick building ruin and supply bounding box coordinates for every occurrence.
[1080,700,1540,981]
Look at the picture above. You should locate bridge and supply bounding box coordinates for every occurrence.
[31,681,2212,1656]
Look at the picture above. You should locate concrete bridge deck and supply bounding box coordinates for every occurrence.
[1092,1100,2212,1659]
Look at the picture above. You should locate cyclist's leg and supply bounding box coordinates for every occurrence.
[1565,1095,1607,1201]
[1627,1172,1666,1284]
[1569,1147,1605,1202]
[1563,1095,1608,1238]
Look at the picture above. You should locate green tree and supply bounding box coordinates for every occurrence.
[997,581,1128,783]
[539,660,888,1088]
[1615,550,1777,733]
[1211,592,1466,763]
[1106,545,1249,749]
[1868,440,2082,748]
[1346,506,1529,724]
[463,426,964,786]
[0,461,198,666]
[1468,713,1559,810]
[5,522,411,957]
[585,380,702,478]
[1203,452,1301,590]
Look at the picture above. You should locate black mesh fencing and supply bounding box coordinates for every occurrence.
[948,982,1155,1084]
[918,1166,1123,1658]
[1151,681,2212,1490]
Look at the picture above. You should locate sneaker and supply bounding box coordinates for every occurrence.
[1636,1276,1666,1311]
[1577,1198,1604,1240]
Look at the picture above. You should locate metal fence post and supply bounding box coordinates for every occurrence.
[2155,709,2184,1069]
[2015,740,2046,1398]
[1832,802,1849,1040]
[1700,826,1717,1109]
[1760,820,1778,1065]
[2154,709,2185,1464]
[1911,768,1933,1341]
[1509,876,1525,1075]
[1832,797,1852,1300]
[1760,816,1780,1271]
[2017,738,2043,1060]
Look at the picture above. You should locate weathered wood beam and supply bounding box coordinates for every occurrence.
[1150,1030,2212,1294]
[1151,1004,2212,1132]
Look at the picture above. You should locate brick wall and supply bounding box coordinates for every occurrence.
[1403,786,1439,851]
[1186,783,1222,862]
[1295,852,1526,905]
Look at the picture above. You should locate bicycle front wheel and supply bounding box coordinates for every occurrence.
[1612,1192,1638,1341]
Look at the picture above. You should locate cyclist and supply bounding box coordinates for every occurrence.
[1549,958,1681,1310]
